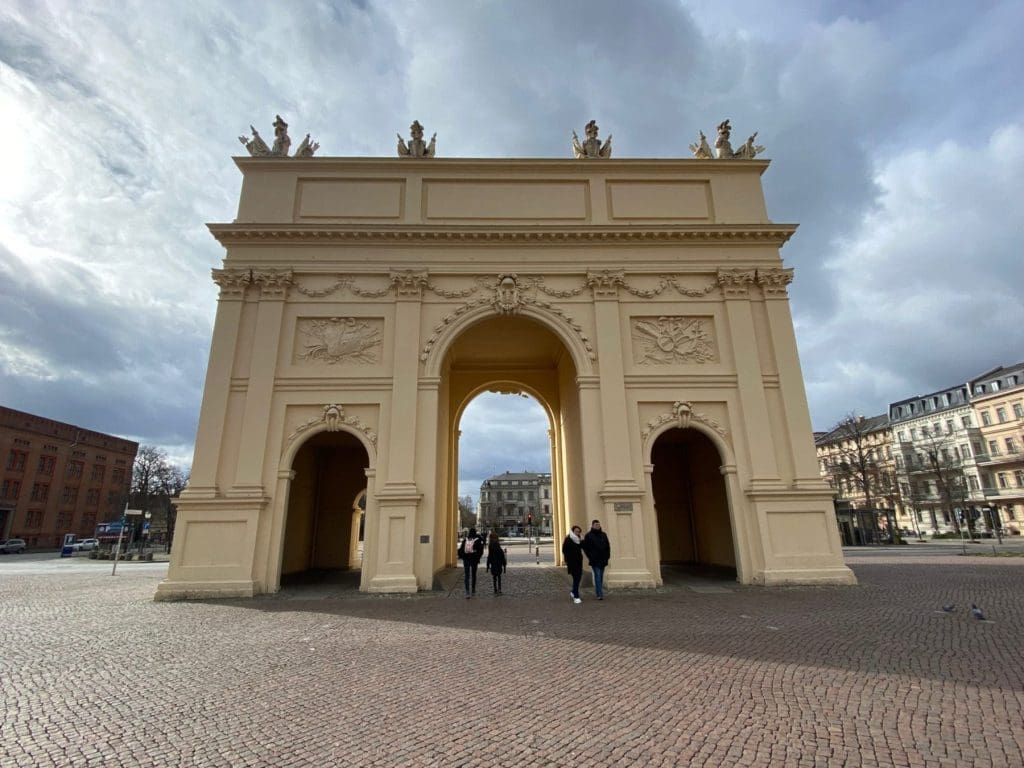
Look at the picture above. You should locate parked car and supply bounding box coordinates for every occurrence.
[72,538,99,552]
[0,538,27,554]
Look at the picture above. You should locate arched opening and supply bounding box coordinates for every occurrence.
[281,430,369,585]
[435,313,583,574]
[651,427,737,579]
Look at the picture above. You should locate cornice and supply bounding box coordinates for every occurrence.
[207,223,797,247]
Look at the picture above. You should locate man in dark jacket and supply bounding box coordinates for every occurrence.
[581,519,611,600]
[457,528,484,598]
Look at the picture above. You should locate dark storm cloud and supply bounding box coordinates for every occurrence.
[1,0,1022,468]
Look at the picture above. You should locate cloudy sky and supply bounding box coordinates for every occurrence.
[2,1,1022,504]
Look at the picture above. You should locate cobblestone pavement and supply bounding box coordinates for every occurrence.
[1,550,1023,768]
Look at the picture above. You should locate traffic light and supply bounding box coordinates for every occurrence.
[527,513,533,525]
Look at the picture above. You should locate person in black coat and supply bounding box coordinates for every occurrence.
[562,525,584,604]
[457,528,484,598]
[485,532,507,595]
[581,519,611,600]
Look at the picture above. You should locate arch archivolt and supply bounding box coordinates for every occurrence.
[279,404,378,471]
[421,299,596,378]
[641,401,733,466]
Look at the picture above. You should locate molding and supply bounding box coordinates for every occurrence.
[641,400,728,442]
[624,373,737,387]
[286,403,378,447]
[208,223,798,247]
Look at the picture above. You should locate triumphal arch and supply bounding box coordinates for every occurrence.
[155,117,854,600]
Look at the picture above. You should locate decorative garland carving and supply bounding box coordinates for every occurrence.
[296,318,382,364]
[287,404,377,447]
[641,401,727,442]
[211,268,251,298]
[632,317,716,364]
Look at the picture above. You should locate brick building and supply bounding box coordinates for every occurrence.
[478,471,552,534]
[0,407,138,548]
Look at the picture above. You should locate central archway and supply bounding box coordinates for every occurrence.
[435,313,585,572]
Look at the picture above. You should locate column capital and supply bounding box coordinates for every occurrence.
[586,269,625,299]
[211,267,252,299]
[390,269,428,299]
[717,268,756,298]
[756,267,794,298]
[251,268,294,300]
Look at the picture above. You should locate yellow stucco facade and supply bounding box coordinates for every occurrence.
[155,154,854,600]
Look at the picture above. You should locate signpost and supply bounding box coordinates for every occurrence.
[112,508,143,576]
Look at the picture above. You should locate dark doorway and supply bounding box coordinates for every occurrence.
[651,428,736,579]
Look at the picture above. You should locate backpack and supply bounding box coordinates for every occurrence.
[462,538,474,557]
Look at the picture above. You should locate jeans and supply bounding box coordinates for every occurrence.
[591,565,605,598]
[463,560,478,594]
[491,571,502,593]
[570,571,581,599]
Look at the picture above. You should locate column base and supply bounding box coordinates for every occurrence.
[758,565,857,586]
[154,579,257,601]
[364,575,419,594]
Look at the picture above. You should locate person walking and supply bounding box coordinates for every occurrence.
[457,528,484,598]
[581,519,611,600]
[562,525,584,604]
[485,532,507,595]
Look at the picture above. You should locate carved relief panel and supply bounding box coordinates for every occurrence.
[630,316,718,365]
[293,317,384,366]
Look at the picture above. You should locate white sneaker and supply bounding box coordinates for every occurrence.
[573,597,582,604]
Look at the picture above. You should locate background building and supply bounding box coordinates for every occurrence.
[478,471,552,534]
[0,407,137,548]
[969,363,1024,535]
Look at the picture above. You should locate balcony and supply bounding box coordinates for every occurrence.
[974,449,1023,467]
[981,486,1024,499]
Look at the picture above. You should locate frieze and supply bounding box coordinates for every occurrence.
[295,317,383,365]
[287,404,377,447]
[641,401,728,442]
[631,317,717,365]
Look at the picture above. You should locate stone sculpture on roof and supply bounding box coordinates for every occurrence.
[572,120,612,158]
[689,119,764,159]
[239,115,319,157]
[397,120,436,158]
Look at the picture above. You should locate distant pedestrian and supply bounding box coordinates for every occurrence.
[457,528,484,598]
[581,519,610,600]
[485,532,507,595]
[562,525,584,604]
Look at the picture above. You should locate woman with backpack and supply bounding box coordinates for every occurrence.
[457,528,484,598]
[485,532,507,595]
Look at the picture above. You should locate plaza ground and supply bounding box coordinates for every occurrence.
[1,545,1022,767]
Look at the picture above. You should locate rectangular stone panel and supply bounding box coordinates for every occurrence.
[387,516,406,564]
[292,317,384,366]
[607,180,711,220]
[295,179,405,220]
[766,511,830,557]
[631,316,718,365]
[181,521,246,567]
[423,180,589,220]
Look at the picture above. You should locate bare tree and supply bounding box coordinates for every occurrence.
[130,446,188,549]
[915,428,972,536]
[457,495,475,531]
[822,414,891,541]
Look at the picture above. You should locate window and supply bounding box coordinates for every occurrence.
[90,465,105,482]
[61,486,78,504]
[910,428,918,439]
[996,407,1007,423]
[943,393,952,406]
[6,450,27,472]
[543,488,550,499]
[992,381,1001,391]
[963,444,972,458]
[1006,437,1018,454]
[946,420,954,434]
[933,423,941,436]
[66,460,84,479]
[897,431,907,442]
[2,479,22,499]
[988,440,999,456]
[86,489,100,507]
[998,473,1009,489]
[962,415,972,428]
[527,491,535,500]
[1013,403,1024,419]
[37,455,56,475]
[24,509,43,528]
[1015,471,1024,487]
[981,411,992,426]
[953,447,961,461]
[111,468,125,484]
[30,483,49,502]
[968,476,980,491]
[81,512,96,531]
[56,511,73,530]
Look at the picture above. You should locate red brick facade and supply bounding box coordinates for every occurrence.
[0,407,137,548]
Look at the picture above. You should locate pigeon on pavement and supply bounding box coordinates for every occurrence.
[970,603,986,620]
[941,603,955,613]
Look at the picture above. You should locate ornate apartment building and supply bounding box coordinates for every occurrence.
[816,361,1024,539]
[969,364,1024,532]
[478,471,553,533]
[0,407,138,547]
